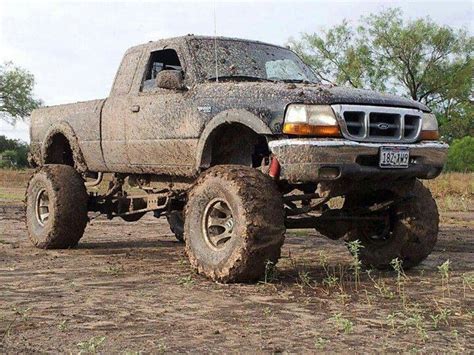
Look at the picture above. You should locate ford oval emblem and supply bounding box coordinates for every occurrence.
[377,123,390,130]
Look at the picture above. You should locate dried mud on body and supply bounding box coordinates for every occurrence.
[0,174,473,353]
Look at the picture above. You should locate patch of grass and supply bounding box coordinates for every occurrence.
[57,319,68,332]
[103,265,124,277]
[390,258,407,303]
[288,229,309,236]
[330,313,354,334]
[346,239,363,290]
[424,173,473,212]
[461,272,474,298]
[177,259,188,266]
[0,188,24,201]
[322,275,338,288]
[77,336,106,354]
[437,260,451,298]
[2,306,31,342]
[386,312,399,330]
[263,306,272,317]
[367,271,395,299]
[155,340,167,354]
[430,308,451,329]
[424,173,473,197]
[177,275,194,286]
[262,259,278,284]
[314,336,329,350]
[297,269,315,288]
[0,169,32,188]
[403,312,428,341]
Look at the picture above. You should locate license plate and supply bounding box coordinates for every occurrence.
[379,147,409,168]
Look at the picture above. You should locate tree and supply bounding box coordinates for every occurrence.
[0,62,41,124]
[289,8,473,142]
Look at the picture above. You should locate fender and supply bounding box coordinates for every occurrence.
[196,109,273,169]
[41,121,88,173]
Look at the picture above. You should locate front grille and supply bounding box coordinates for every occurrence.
[332,105,422,143]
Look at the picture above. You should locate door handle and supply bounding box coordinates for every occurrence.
[130,105,140,113]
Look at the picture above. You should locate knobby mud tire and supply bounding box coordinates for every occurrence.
[26,164,88,249]
[344,180,439,270]
[184,165,285,283]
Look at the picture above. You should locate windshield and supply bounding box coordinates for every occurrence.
[189,38,319,83]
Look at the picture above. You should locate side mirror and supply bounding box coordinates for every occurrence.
[156,70,185,90]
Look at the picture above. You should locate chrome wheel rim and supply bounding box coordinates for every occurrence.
[35,189,50,226]
[202,198,234,250]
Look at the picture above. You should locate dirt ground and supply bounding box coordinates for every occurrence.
[1,182,473,353]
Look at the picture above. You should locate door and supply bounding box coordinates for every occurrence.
[124,48,200,176]
[101,48,143,173]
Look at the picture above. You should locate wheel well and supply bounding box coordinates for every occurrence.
[203,123,270,168]
[44,134,75,166]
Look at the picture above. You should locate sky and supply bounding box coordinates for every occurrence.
[0,0,472,142]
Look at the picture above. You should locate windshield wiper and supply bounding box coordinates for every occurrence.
[207,75,275,82]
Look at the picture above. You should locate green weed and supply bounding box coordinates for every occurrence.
[346,240,364,290]
[314,336,329,350]
[177,275,194,286]
[330,313,354,334]
[57,319,68,332]
[430,308,451,329]
[77,336,106,354]
[437,260,451,298]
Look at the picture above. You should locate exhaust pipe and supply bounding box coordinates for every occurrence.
[85,172,103,187]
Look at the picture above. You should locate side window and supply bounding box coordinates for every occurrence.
[111,49,142,96]
[141,49,182,91]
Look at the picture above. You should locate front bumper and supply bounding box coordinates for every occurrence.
[268,139,448,183]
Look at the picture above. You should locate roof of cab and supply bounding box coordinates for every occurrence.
[124,34,287,55]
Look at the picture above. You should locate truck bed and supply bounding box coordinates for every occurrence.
[29,99,107,171]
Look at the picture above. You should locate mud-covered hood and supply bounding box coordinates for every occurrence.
[196,82,430,112]
[322,85,429,111]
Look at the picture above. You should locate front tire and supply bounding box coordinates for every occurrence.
[344,180,439,269]
[184,165,285,283]
[26,164,88,249]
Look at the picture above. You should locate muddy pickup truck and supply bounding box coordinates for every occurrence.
[27,35,448,282]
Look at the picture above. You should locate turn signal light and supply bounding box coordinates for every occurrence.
[283,123,341,137]
[419,130,440,140]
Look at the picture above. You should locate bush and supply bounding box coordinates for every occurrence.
[445,136,474,172]
[0,150,18,168]
[0,149,29,169]
[0,135,29,169]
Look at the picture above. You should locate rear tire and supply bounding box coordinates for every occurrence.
[167,210,184,242]
[26,164,88,249]
[344,180,439,269]
[184,165,285,283]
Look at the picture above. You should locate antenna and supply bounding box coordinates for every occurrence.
[213,1,219,82]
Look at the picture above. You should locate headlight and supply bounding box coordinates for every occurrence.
[420,112,440,140]
[283,104,341,136]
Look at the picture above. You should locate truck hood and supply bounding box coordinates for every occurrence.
[198,82,430,112]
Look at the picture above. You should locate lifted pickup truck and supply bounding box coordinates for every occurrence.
[27,35,448,282]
